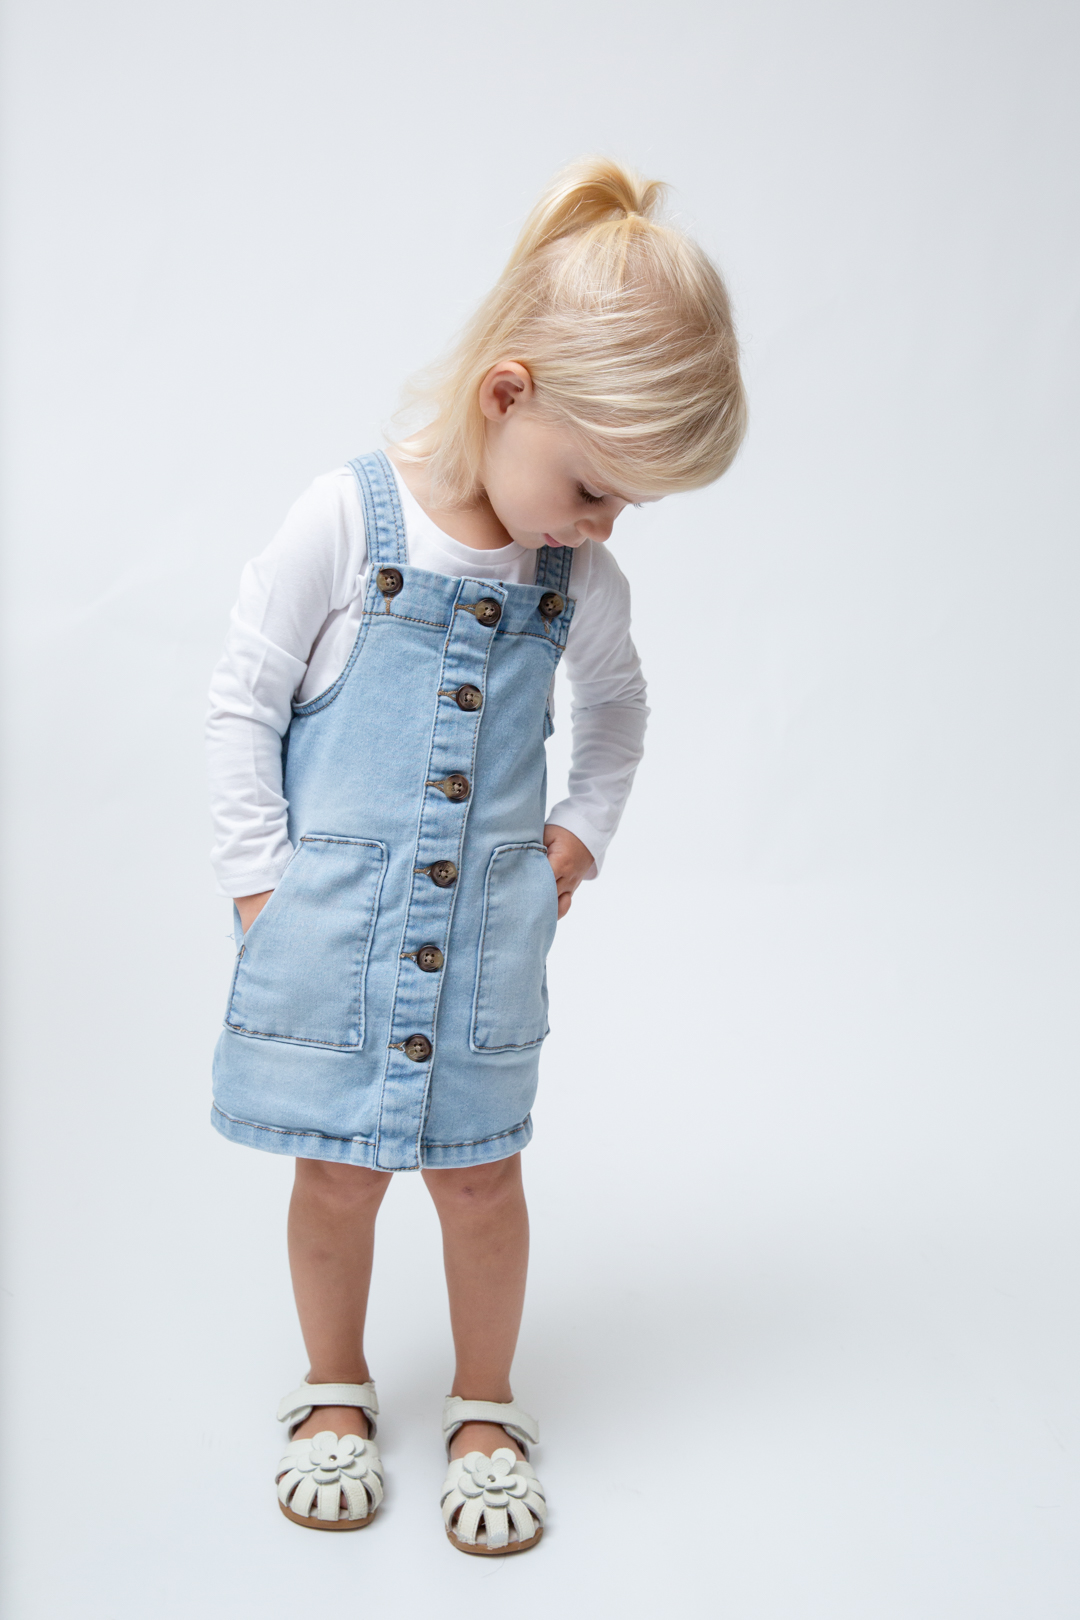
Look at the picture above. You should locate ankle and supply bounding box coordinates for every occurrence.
[307,1368,372,1385]
[450,1383,513,1404]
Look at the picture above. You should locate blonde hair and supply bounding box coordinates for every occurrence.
[395,157,747,505]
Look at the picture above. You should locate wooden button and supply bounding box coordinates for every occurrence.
[424,860,457,887]
[474,597,502,627]
[377,567,404,597]
[429,773,470,801]
[454,684,483,711]
[538,591,564,621]
[402,1034,432,1062]
[416,945,444,972]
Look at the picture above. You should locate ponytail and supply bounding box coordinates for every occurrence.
[505,158,665,271]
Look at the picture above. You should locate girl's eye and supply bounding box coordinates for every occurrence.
[577,485,603,505]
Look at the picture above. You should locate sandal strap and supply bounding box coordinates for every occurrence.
[442,1395,539,1457]
[277,1380,379,1435]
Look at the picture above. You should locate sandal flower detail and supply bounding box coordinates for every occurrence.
[275,1380,383,1531]
[277,1431,383,1527]
[458,1450,532,1503]
[440,1396,546,1555]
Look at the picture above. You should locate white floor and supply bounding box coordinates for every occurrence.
[3,866,1077,1619]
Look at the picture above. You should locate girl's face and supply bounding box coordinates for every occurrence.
[478,362,654,550]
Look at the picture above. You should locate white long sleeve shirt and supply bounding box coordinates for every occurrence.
[206,462,649,898]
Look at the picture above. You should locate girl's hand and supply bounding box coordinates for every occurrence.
[235,890,273,933]
[543,824,595,919]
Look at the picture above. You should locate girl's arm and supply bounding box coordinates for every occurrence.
[206,473,368,908]
[544,544,649,912]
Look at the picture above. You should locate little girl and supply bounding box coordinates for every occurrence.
[207,158,746,1553]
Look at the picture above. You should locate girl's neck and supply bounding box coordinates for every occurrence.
[386,448,514,552]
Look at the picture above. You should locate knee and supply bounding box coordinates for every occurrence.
[423,1155,522,1219]
[294,1158,392,1215]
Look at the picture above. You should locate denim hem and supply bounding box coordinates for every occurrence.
[211,1102,532,1170]
[419,1114,533,1168]
[211,1103,379,1166]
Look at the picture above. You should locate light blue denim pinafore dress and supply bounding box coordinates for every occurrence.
[212,452,575,1171]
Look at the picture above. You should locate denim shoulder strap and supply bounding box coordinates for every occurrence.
[532,540,574,597]
[347,450,408,569]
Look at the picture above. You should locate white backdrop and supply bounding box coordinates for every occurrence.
[2,2,1078,1615]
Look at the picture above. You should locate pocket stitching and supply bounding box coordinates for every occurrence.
[226,836,387,1049]
[470,841,554,1054]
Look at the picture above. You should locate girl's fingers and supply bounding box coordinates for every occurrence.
[554,871,579,918]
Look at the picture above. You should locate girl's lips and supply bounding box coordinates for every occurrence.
[543,533,563,547]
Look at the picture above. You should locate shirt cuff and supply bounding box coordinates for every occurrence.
[544,803,608,880]
[213,851,294,900]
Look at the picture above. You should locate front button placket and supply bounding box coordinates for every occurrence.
[374,577,506,1171]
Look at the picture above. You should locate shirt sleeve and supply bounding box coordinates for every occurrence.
[206,472,366,897]
[545,543,649,877]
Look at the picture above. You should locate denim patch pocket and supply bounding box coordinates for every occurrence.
[470,842,558,1053]
[226,835,387,1048]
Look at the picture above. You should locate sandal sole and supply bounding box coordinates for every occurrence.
[446,1526,543,1556]
[279,1501,377,1532]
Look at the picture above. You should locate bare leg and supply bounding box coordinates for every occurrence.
[422,1153,530,1460]
[287,1158,392,1442]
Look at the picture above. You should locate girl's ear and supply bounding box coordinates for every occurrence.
[478,361,535,421]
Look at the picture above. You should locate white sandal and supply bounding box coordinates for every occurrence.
[275,1380,384,1531]
[440,1396,547,1555]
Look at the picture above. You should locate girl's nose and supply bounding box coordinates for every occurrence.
[576,515,614,543]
